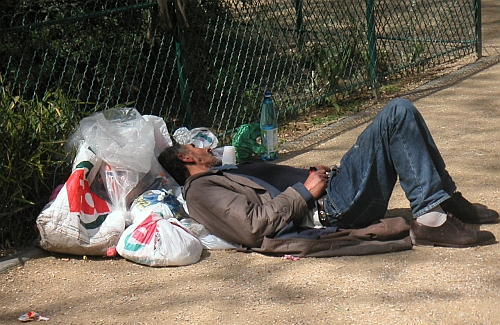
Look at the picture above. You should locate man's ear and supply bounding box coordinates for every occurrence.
[178,153,194,163]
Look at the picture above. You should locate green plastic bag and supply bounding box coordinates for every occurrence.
[232,123,265,162]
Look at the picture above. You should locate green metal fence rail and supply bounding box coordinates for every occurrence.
[0,0,480,247]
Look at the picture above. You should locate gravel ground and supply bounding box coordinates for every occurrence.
[1,2,500,324]
[2,246,500,325]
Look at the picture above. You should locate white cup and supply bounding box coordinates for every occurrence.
[222,146,236,165]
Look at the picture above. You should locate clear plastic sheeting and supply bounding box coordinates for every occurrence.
[66,108,161,173]
[66,108,175,211]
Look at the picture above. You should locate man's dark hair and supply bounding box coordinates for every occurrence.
[158,143,189,186]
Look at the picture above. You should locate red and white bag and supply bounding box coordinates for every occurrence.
[116,212,203,266]
[36,145,126,256]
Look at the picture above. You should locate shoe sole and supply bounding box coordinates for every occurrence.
[411,237,497,248]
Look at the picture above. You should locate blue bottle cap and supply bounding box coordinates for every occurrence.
[264,90,272,97]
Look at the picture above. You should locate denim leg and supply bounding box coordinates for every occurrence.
[324,98,456,228]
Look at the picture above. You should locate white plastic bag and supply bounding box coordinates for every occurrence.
[67,107,177,212]
[116,212,203,266]
[130,189,185,224]
[37,108,176,256]
[173,127,218,149]
[36,145,128,256]
[68,107,155,173]
[143,115,173,157]
[180,218,237,250]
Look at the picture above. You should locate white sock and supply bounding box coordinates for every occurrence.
[416,205,447,227]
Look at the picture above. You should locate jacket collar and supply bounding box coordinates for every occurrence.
[184,167,268,193]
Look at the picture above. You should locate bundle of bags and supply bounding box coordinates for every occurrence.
[36,108,235,267]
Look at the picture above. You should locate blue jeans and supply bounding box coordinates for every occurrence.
[324,98,456,229]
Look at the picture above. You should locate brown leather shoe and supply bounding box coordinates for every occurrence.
[410,215,496,247]
[441,192,499,224]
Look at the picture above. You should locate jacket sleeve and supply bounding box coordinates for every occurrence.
[184,173,311,248]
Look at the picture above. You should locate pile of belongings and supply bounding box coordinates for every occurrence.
[36,108,235,267]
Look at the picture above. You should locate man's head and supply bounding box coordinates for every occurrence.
[158,143,222,185]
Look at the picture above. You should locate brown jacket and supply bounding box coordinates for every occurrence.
[183,170,412,257]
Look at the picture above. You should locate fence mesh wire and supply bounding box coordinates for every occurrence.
[0,0,479,246]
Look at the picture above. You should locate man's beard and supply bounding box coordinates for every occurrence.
[210,156,223,168]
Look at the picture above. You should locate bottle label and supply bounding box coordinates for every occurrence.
[262,127,278,152]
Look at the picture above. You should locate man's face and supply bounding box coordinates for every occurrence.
[182,144,222,170]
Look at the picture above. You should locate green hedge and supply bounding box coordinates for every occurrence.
[0,78,90,248]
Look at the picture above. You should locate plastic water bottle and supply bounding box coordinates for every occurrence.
[260,90,278,161]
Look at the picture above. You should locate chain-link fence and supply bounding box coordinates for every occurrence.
[0,0,480,247]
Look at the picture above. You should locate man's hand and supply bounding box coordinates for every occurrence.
[304,165,331,199]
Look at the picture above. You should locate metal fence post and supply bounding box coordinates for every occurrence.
[172,4,193,128]
[366,0,380,100]
[295,0,304,49]
[476,0,482,59]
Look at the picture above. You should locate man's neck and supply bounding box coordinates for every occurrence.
[186,164,210,178]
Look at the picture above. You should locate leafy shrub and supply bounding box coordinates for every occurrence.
[0,77,89,249]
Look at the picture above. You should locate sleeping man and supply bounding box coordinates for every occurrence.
[158,98,498,255]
